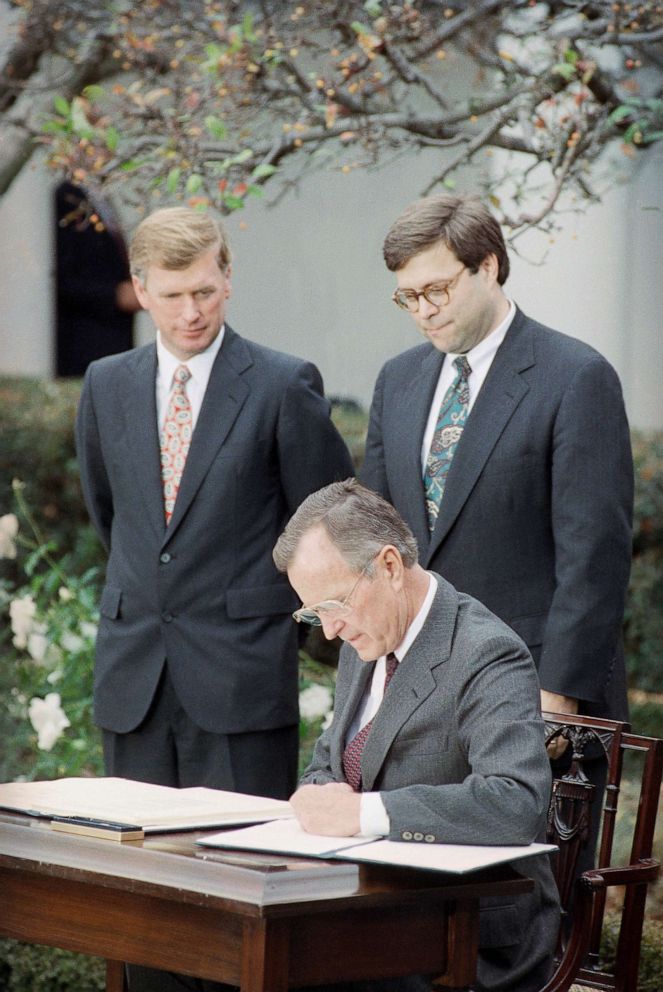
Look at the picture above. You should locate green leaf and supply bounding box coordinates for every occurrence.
[251,162,277,180]
[120,159,141,172]
[350,21,373,35]
[53,95,70,117]
[42,120,68,135]
[185,173,203,194]
[642,130,663,143]
[166,166,181,193]
[83,84,105,102]
[563,49,578,66]
[610,105,635,124]
[105,127,119,152]
[205,115,227,140]
[364,0,383,16]
[70,97,94,139]
[246,184,263,198]
[443,177,457,190]
[222,194,245,210]
[234,148,253,164]
[552,63,576,82]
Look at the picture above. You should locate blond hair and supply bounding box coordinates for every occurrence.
[129,207,231,283]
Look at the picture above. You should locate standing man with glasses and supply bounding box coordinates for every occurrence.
[274,479,560,992]
[360,194,633,872]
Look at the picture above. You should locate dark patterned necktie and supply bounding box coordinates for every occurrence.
[423,355,472,531]
[160,364,192,525]
[343,652,399,792]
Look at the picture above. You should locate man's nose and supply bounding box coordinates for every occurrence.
[320,614,344,641]
[417,295,441,320]
[181,295,201,321]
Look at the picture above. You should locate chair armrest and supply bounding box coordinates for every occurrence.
[538,859,660,992]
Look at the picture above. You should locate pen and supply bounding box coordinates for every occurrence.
[50,815,143,831]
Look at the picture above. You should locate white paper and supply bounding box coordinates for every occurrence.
[198,816,379,857]
[197,818,556,874]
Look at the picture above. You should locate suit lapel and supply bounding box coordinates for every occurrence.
[425,310,535,564]
[123,345,166,541]
[359,577,458,791]
[164,327,251,542]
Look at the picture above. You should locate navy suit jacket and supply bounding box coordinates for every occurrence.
[361,308,633,720]
[76,326,354,734]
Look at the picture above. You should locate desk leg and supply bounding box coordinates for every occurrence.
[432,899,478,991]
[106,960,126,992]
[241,918,290,992]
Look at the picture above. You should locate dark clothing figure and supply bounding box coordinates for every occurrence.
[55,181,136,376]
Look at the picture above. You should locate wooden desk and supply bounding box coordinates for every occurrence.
[0,814,534,992]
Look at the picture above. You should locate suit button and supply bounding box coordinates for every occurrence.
[162,612,174,623]
[402,831,413,841]
[160,553,172,564]
[425,834,435,843]
[413,832,423,841]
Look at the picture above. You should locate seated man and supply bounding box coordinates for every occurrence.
[273,479,560,992]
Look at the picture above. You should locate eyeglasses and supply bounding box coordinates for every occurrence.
[392,265,466,313]
[292,558,375,627]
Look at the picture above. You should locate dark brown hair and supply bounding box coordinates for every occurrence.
[383,194,510,285]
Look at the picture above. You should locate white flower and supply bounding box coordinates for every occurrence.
[10,595,37,649]
[47,669,63,685]
[60,630,85,654]
[28,693,71,751]
[299,684,333,722]
[27,630,49,664]
[0,513,18,559]
[80,621,98,640]
[58,586,74,602]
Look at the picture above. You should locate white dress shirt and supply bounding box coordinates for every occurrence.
[357,572,438,836]
[156,326,225,432]
[420,300,516,472]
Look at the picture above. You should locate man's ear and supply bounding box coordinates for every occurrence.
[131,274,149,310]
[223,264,232,300]
[379,545,405,586]
[480,252,499,282]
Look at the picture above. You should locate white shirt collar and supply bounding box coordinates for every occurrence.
[156,324,225,385]
[445,298,515,370]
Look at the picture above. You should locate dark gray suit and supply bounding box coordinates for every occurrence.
[361,308,633,721]
[76,325,354,795]
[302,575,560,992]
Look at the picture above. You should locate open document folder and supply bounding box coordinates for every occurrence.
[0,777,292,833]
[197,816,557,874]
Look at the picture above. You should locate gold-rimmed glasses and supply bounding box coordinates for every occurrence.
[292,557,376,627]
[392,264,466,313]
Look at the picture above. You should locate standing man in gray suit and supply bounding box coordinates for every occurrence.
[275,480,560,992]
[360,194,633,737]
[76,206,353,801]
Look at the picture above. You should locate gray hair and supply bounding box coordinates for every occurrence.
[273,479,418,574]
[383,193,510,285]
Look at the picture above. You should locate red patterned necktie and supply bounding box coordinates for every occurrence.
[160,364,192,525]
[342,652,399,792]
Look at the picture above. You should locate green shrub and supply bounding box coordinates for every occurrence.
[601,913,663,992]
[0,940,104,992]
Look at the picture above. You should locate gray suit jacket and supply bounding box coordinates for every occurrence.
[302,575,560,992]
[76,326,354,734]
[361,308,633,720]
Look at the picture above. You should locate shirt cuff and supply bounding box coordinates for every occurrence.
[360,792,390,836]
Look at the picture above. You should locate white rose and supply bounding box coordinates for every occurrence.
[0,513,19,559]
[58,586,74,602]
[10,595,37,649]
[60,631,85,654]
[28,693,71,751]
[299,684,333,722]
[80,621,98,640]
[27,630,49,664]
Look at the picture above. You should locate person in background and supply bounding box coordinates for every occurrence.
[55,180,140,376]
[275,479,560,992]
[76,206,354,992]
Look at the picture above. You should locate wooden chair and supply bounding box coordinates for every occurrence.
[540,711,663,992]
